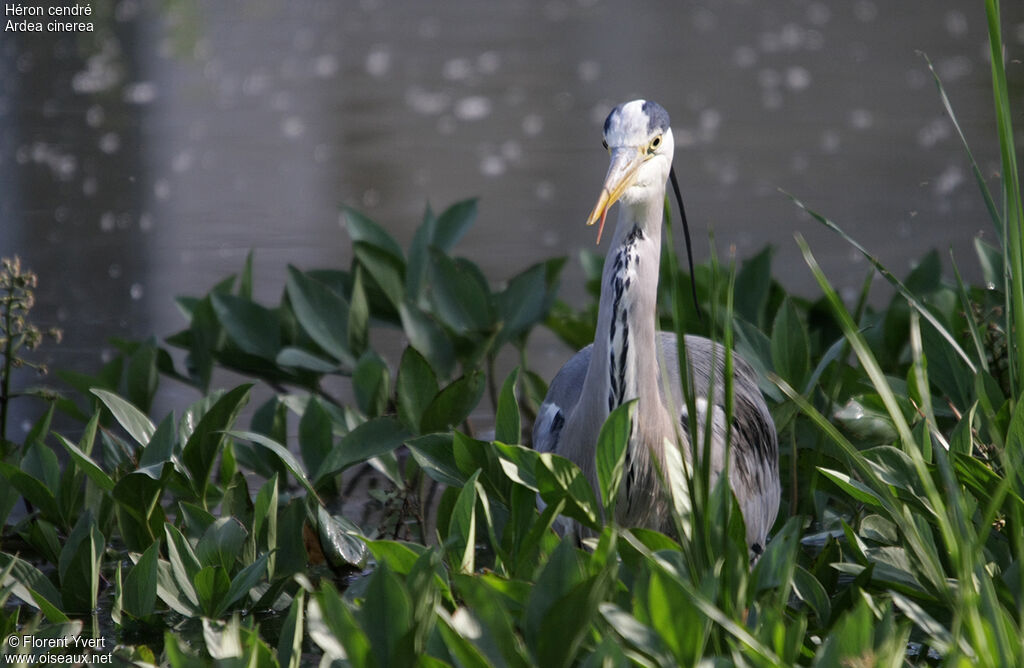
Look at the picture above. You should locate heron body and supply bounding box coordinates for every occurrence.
[533,100,780,560]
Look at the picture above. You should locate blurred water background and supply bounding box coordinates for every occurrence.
[1,0,1022,428]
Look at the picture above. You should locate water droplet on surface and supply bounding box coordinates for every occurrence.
[314,54,338,78]
[480,154,504,177]
[733,46,757,68]
[100,212,115,232]
[443,58,472,81]
[282,116,306,138]
[365,45,391,77]
[522,113,544,136]
[944,10,967,38]
[130,283,144,300]
[108,263,122,279]
[577,60,601,82]
[848,108,873,130]
[454,96,492,121]
[99,132,120,154]
[785,67,811,91]
[123,81,157,104]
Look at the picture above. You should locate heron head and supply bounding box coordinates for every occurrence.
[586,100,675,243]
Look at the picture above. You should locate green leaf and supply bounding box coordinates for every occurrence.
[58,513,105,613]
[358,561,414,667]
[299,397,334,476]
[770,297,811,388]
[122,543,159,619]
[91,389,156,448]
[196,517,248,572]
[275,346,339,373]
[308,583,373,664]
[421,372,485,434]
[194,566,231,617]
[211,293,281,360]
[495,367,521,444]
[285,265,353,365]
[348,265,370,356]
[734,246,773,327]
[181,384,252,501]
[448,471,480,574]
[0,552,65,617]
[495,263,551,347]
[355,241,407,310]
[314,417,410,484]
[536,453,600,529]
[595,400,635,520]
[432,198,478,251]
[397,347,439,432]
[0,461,60,523]
[353,351,390,418]
[428,249,493,334]
[54,433,114,492]
[228,431,319,502]
[214,552,270,617]
[317,505,369,569]
[342,206,405,260]
[164,523,201,608]
[399,302,456,379]
[277,589,305,668]
[818,468,884,508]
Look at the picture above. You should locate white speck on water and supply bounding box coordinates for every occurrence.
[480,154,505,177]
[757,68,781,88]
[849,108,874,130]
[130,283,145,300]
[242,71,270,96]
[406,87,449,115]
[807,2,831,25]
[785,66,811,91]
[577,60,601,82]
[154,179,171,200]
[692,8,716,32]
[362,188,381,208]
[82,176,97,197]
[139,212,154,232]
[477,51,500,74]
[897,220,912,238]
[314,144,331,163]
[522,113,544,136]
[172,150,193,173]
[535,180,555,201]
[313,54,338,78]
[443,58,472,81]
[762,90,783,110]
[673,127,696,148]
[99,132,120,154]
[936,56,972,82]
[282,116,306,138]
[108,263,121,279]
[454,96,491,121]
[542,229,560,247]
[418,17,441,39]
[436,115,456,134]
[934,164,964,195]
[366,45,391,77]
[699,108,721,137]
[100,212,115,232]
[123,81,157,104]
[853,0,878,23]
[778,23,804,50]
[501,140,522,162]
[820,129,841,153]
[944,10,968,38]
[917,118,950,148]
[733,46,757,69]
[85,105,104,127]
[20,420,31,434]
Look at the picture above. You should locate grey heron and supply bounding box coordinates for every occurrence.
[533,100,780,562]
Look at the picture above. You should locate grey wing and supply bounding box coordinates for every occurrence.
[532,344,592,454]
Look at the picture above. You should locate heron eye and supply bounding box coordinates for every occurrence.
[648,135,662,154]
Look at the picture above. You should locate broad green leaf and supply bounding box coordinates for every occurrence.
[428,249,493,334]
[432,198,478,251]
[421,372,485,434]
[397,347,439,432]
[194,566,231,617]
[211,293,281,360]
[0,552,65,616]
[348,265,370,357]
[353,351,390,418]
[214,552,270,617]
[734,246,773,327]
[164,523,201,608]
[342,206,405,260]
[181,384,252,501]
[308,584,373,664]
[196,518,248,572]
[354,241,406,310]
[299,397,334,476]
[818,468,884,508]
[317,506,368,569]
[228,431,320,502]
[448,471,480,574]
[536,453,600,529]
[495,367,521,445]
[358,561,414,667]
[771,297,810,388]
[277,589,305,668]
[54,433,114,492]
[123,543,159,619]
[0,461,60,523]
[275,347,339,373]
[91,389,155,447]
[314,417,410,483]
[495,263,550,347]
[58,512,104,613]
[399,302,455,379]
[595,400,635,519]
[285,265,353,365]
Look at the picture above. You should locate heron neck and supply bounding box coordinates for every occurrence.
[587,197,665,417]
